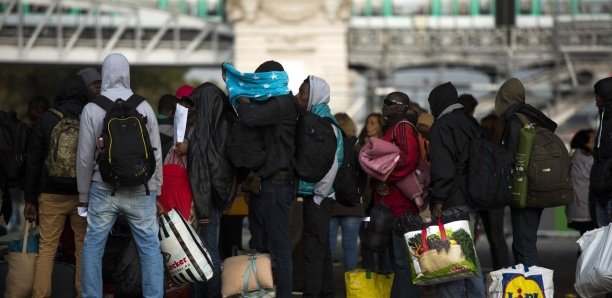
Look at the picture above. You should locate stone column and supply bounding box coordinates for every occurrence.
[226,0,352,112]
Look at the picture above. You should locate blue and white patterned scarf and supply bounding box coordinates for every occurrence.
[223,63,291,109]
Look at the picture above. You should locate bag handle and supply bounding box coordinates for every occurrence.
[420,218,446,253]
[21,221,33,253]
[242,254,266,298]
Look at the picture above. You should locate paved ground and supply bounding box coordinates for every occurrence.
[325,234,583,298]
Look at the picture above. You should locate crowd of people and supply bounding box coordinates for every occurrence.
[0,52,611,298]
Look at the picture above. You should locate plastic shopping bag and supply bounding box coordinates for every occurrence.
[404,218,479,285]
[345,270,394,298]
[159,209,214,285]
[574,224,612,297]
[487,264,554,298]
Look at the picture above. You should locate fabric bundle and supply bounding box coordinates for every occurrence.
[358,137,401,181]
[223,63,290,109]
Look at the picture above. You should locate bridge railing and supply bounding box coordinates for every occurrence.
[0,0,233,65]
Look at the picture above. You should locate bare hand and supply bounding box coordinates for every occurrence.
[175,142,188,156]
[431,202,444,219]
[24,203,37,222]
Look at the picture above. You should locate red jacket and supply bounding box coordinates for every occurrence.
[373,120,420,217]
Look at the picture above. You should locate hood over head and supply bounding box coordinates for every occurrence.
[101,53,133,101]
[77,67,101,86]
[307,75,330,111]
[495,78,525,117]
[594,77,612,107]
[427,82,459,118]
[55,75,89,106]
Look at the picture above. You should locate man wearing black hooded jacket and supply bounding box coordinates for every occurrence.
[427,82,485,297]
[591,77,612,227]
[495,78,558,267]
[23,75,89,298]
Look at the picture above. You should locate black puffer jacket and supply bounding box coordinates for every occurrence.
[23,75,89,203]
[428,82,481,209]
[187,83,237,220]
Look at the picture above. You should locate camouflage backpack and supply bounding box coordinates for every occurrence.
[45,109,80,188]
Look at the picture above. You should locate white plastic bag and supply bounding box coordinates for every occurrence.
[159,209,214,285]
[574,223,612,297]
[486,264,554,298]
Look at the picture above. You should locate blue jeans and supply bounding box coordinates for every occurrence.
[596,200,612,227]
[82,182,163,298]
[329,216,361,271]
[389,231,420,298]
[259,178,295,298]
[192,205,221,298]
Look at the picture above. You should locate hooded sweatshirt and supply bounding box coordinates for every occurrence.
[297,75,344,205]
[23,75,89,203]
[427,82,481,208]
[495,78,557,158]
[76,53,163,203]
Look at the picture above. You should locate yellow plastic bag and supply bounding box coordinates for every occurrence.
[345,269,394,298]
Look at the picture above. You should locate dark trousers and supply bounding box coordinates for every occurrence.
[511,207,543,266]
[192,206,221,298]
[219,215,245,259]
[389,232,420,298]
[247,193,267,252]
[259,178,295,298]
[480,208,511,270]
[302,196,334,298]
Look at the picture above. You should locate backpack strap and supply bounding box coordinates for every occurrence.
[515,113,533,127]
[92,95,115,112]
[48,109,64,119]
[124,94,146,110]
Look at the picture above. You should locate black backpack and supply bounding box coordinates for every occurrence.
[0,111,30,186]
[293,106,337,183]
[459,120,514,209]
[327,120,363,207]
[92,95,156,194]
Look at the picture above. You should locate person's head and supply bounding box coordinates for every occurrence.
[417,112,434,139]
[77,67,101,100]
[382,91,410,120]
[334,113,357,137]
[28,96,50,122]
[359,113,384,146]
[296,75,330,111]
[480,113,503,143]
[427,82,459,118]
[570,129,596,153]
[254,60,284,73]
[495,78,525,117]
[101,53,132,100]
[175,84,195,106]
[458,93,478,117]
[55,75,89,107]
[594,77,612,112]
[157,94,176,117]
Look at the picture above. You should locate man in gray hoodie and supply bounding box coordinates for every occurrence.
[76,53,164,298]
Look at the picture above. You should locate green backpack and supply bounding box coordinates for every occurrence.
[511,113,573,208]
